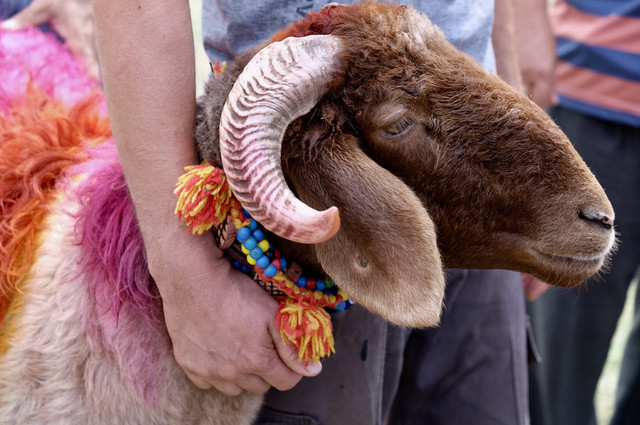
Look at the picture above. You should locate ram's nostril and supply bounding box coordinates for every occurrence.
[579,209,614,230]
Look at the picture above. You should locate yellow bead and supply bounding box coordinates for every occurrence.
[337,289,349,300]
[314,291,324,300]
[246,255,256,265]
[258,239,270,252]
[241,244,250,255]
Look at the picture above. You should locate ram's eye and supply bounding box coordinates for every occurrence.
[381,117,414,137]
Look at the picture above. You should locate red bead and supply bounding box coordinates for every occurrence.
[306,279,316,290]
[273,249,281,259]
[271,258,282,270]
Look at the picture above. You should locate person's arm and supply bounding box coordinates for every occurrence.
[513,0,556,108]
[0,0,100,79]
[93,0,320,395]
[492,0,524,91]
[495,0,553,300]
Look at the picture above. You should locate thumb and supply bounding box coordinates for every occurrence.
[1,3,51,30]
[268,321,323,377]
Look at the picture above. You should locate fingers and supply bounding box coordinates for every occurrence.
[185,361,282,395]
[187,322,320,394]
[531,80,554,110]
[0,1,51,30]
[265,321,323,385]
[522,273,551,301]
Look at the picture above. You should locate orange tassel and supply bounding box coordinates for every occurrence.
[276,298,335,364]
[174,164,239,235]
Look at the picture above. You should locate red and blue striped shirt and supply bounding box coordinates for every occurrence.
[551,0,640,127]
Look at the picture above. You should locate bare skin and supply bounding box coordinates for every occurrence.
[513,0,557,108]
[0,0,100,80]
[513,0,556,299]
[93,0,320,395]
[493,0,524,91]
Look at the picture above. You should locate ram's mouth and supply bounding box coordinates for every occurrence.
[532,227,616,270]
[533,249,605,268]
[524,247,612,287]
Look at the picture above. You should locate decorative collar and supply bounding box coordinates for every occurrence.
[174,163,353,364]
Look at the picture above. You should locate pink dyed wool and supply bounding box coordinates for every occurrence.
[0,21,102,115]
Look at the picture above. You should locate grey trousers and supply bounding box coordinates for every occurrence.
[256,269,528,425]
[528,106,640,425]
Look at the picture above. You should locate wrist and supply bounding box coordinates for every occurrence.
[144,225,226,295]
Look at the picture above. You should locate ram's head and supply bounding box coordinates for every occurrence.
[195,2,615,327]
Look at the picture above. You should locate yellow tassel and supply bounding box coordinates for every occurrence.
[174,164,237,234]
[277,298,335,364]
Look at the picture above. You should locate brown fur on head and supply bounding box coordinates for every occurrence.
[195,2,615,327]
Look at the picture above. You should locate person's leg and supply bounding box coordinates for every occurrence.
[256,304,407,425]
[388,269,528,425]
[528,106,640,425]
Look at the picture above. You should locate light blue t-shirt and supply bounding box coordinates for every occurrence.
[202,0,496,72]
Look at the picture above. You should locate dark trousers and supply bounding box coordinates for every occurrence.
[528,106,640,425]
[257,269,528,425]
[388,269,528,425]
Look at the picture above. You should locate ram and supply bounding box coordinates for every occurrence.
[0,2,615,424]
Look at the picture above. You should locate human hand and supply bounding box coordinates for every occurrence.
[149,232,322,395]
[513,0,557,108]
[521,273,551,301]
[1,0,99,79]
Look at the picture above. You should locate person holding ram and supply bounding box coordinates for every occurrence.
[0,1,615,424]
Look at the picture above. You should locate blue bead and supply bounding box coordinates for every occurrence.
[279,258,287,270]
[296,276,307,287]
[231,260,242,270]
[240,265,251,274]
[316,280,326,291]
[236,227,251,243]
[344,299,355,310]
[326,285,339,295]
[243,237,257,250]
[256,255,270,269]
[250,247,264,259]
[334,301,346,311]
[264,264,278,278]
[249,219,258,231]
[242,209,251,218]
[252,229,264,242]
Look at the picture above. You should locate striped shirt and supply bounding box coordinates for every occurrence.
[551,0,640,127]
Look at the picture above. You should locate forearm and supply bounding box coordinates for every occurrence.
[94,0,317,392]
[513,0,556,107]
[513,0,551,42]
[492,0,523,91]
[94,0,210,278]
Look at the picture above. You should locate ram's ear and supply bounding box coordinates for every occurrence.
[287,134,445,328]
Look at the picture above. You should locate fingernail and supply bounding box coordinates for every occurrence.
[1,20,19,31]
[305,361,322,375]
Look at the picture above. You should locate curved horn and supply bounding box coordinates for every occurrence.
[219,35,344,244]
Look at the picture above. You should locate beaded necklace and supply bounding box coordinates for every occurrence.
[174,163,353,364]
